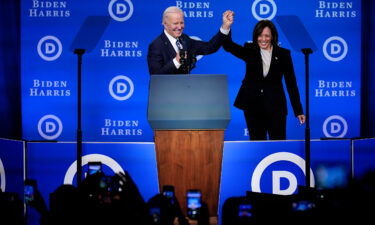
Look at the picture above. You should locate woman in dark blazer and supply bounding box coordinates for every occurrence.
[223,19,305,140]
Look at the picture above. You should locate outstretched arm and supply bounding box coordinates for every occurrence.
[221,11,250,61]
[188,10,235,56]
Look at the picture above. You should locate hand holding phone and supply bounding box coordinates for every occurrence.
[24,179,37,204]
[162,185,175,204]
[187,189,202,220]
[88,161,102,175]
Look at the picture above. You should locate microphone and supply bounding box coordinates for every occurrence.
[177,38,187,68]
[190,50,197,70]
[177,38,186,56]
[177,37,194,73]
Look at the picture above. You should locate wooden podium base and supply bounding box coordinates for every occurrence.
[154,130,224,217]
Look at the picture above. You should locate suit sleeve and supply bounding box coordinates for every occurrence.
[190,31,228,56]
[147,41,178,75]
[283,50,304,117]
[222,33,249,61]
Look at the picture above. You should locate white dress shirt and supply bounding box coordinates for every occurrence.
[260,47,272,77]
[164,30,182,68]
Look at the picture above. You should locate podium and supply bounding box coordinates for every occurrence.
[147,74,231,216]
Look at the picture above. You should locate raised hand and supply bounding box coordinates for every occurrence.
[222,10,234,30]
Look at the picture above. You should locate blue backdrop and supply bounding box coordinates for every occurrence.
[21,0,362,141]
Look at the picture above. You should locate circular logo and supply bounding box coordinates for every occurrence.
[251,152,315,194]
[64,154,124,184]
[322,115,348,138]
[109,75,134,101]
[0,158,6,192]
[323,36,348,62]
[37,115,63,140]
[251,0,277,21]
[37,35,63,61]
[189,36,203,61]
[108,0,134,22]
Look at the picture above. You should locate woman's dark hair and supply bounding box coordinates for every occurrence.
[252,20,279,47]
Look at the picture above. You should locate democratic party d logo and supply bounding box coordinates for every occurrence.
[251,0,277,21]
[108,0,134,22]
[323,115,348,138]
[323,36,348,62]
[109,75,134,101]
[37,35,63,61]
[37,114,63,140]
[251,152,315,195]
[64,154,124,184]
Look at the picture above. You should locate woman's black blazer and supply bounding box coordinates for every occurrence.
[223,37,304,117]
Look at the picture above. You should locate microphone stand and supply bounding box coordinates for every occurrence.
[74,48,85,186]
[180,51,197,74]
[180,50,190,74]
[302,48,313,187]
[190,52,197,72]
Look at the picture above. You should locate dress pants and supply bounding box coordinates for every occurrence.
[244,109,286,141]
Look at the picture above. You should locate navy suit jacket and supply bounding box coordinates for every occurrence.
[223,37,303,117]
[147,31,227,75]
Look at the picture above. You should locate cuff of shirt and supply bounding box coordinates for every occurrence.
[220,27,230,35]
[173,57,181,69]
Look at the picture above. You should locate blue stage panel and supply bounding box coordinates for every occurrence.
[219,139,351,222]
[0,138,24,195]
[27,142,159,207]
[353,138,375,179]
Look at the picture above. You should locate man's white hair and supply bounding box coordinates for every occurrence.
[162,6,183,24]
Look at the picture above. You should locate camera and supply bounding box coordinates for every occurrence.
[149,206,161,224]
[292,200,315,212]
[162,185,175,204]
[88,161,102,176]
[24,179,37,204]
[186,189,201,220]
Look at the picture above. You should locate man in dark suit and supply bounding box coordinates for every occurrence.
[147,6,233,75]
[223,18,306,140]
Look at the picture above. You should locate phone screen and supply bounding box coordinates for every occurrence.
[292,200,315,212]
[238,203,252,217]
[24,179,37,204]
[163,190,174,198]
[149,207,161,223]
[162,185,175,204]
[88,161,102,175]
[187,190,201,219]
[24,185,34,203]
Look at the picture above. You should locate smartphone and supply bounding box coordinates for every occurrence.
[162,185,175,204]
[187,189,201,220]
[292,200,315,212]
[88,161,102,175]
[24,179,37,204]
[149,207,161,223]
[238,203,252,217]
